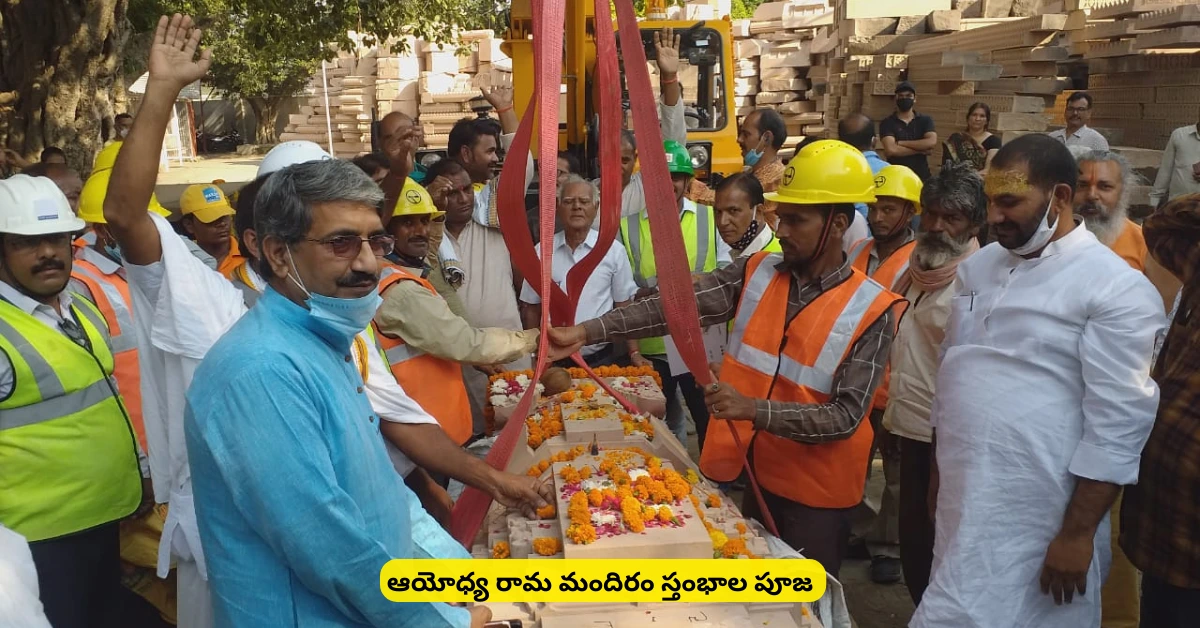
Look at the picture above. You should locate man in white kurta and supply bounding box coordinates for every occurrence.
[913,134,1165,628]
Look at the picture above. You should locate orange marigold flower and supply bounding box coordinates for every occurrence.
[706,494,721,508]
[578,466,592,479]
[532,537,562,556]
[736,522,748,535]
[721,538,750,558]
[620,495,645,533]
[566,523,597,545]
[560,391,576,403]
[492,542,510,559]
[587,489,603,507]
[536,504,556,520]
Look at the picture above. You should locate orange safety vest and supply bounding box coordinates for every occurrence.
[373,264,473,445]
[69,249,147,452]
[699,251,905,508]
[847,237,916,412]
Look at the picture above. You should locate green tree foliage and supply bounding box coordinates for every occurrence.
[134,0,506,143]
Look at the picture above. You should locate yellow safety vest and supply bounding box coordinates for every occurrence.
[620,202,719,356]
[0,295,142,541]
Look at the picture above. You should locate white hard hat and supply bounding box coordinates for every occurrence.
[257,141,333,177]
[0,175,85,236]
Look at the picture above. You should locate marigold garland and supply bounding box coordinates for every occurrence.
[533,537,563,556]
[492,541,510,559]
[620,495,645,532]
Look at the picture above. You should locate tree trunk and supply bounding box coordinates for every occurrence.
[0,0,129,174]
[246,96,283,144]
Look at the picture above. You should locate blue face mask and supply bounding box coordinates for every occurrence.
[743,134,770,168]
[286,248,381,341]
[104,243,123,264]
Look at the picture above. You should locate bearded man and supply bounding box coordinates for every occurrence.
[882,162,986,605]
[1076,149,1182,313]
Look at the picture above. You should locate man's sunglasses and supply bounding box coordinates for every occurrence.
[306,234,395,259]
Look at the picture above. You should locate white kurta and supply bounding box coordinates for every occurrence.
[912,224,1164,628]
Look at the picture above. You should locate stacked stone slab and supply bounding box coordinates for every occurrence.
[899,14,1072,164]
[280,31,512,156]
[1081,1,1200,150]
[728,1,832,141]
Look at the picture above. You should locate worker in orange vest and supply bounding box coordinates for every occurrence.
[72,167,172,452]
[374,179,539,449]
[547,140,907,577]
[845,163,923,583]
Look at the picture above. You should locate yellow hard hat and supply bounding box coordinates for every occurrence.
[392,178,445,220]
[79,169,171,224]
[93,141,123,173]
[873,165,923,214]
[765,140,877,206]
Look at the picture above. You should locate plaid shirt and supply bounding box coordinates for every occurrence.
[1120,195,1200,588]
[582,255,896,444]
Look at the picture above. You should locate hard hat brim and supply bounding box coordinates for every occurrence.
[764,190,878,205]
[391,208,447,220]
[0,216,86,236]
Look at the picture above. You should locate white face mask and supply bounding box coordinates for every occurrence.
[1010,193,1058,256]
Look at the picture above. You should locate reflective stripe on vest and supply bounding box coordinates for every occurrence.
[0,312,64,400]
[727,256,886,395]
[0,379,115,431]
[70,265,136,353]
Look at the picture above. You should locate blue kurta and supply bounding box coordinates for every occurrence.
[185,287,470,627]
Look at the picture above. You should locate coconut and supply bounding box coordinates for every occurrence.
[540,367,573,396]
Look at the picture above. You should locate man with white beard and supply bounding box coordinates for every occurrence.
[1075,149,1182,313]
[882,162,986,606]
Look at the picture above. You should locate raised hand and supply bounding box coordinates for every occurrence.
[481,86,514,111]
[654,27,682,76]
[147,14,211,90]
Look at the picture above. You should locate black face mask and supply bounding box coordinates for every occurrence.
[897,98,915,112]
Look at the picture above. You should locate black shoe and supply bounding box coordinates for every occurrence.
[870,556,902,585]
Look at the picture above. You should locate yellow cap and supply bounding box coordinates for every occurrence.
[180,183,235,223]
[92,141,123,173]
[79,169,171,224]
[392,178,445,219]
[872,165,923,214]
[765,140,877,206]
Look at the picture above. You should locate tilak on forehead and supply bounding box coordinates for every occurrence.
[984,169,1031,197]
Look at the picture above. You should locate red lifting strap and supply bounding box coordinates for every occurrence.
[450,0,776,547]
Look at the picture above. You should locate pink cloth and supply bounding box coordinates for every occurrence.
[895,237,980,294]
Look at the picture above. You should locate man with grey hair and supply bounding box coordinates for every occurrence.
[183,158,489,627]
[1075,148,1182,312]
[520,174,640,367]
[882,162,986,606]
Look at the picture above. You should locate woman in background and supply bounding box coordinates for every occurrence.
[942,102,1001,174]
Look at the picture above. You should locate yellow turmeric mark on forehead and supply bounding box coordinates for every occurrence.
[984,170,1031,197]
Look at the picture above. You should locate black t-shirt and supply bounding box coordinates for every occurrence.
[880,112,936,180]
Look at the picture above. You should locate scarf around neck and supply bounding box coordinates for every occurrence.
[895,237,980,295]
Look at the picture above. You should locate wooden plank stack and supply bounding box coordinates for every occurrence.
[280,32,512,156]
[1082,0,1200,149]
[729,1,833,140]
[895,14,1071,163]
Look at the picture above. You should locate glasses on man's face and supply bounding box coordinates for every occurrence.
[1066,106,1089,114]
[306,234,395,259]
[8,233,74,252]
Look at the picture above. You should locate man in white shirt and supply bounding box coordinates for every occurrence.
[1150,121,1200,206]
[914,134,1164,628]
[1048,92,1110,152]
[519,175,639,367]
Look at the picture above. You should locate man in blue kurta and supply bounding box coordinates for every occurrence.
[184,156,489,627]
